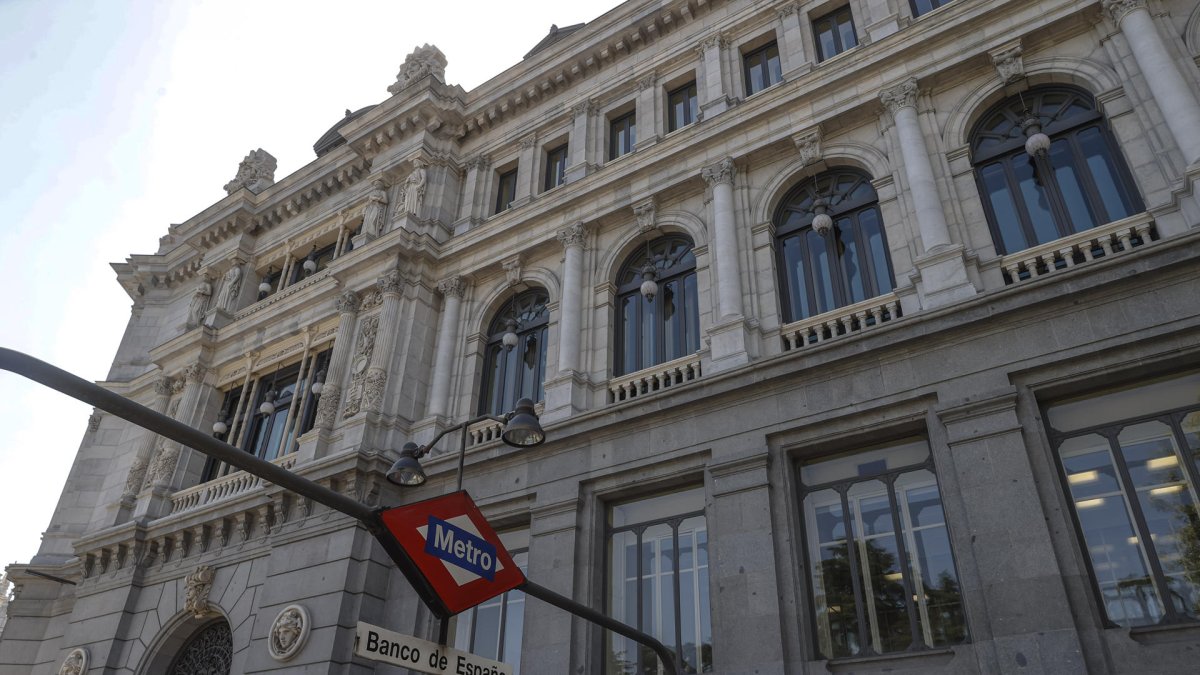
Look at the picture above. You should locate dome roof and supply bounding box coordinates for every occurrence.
[313,105,377,157]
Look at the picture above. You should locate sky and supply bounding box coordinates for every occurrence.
[0,0,618,572]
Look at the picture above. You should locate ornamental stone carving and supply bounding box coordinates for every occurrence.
[400,160,427,217]
[377,269,403,295]
[362,368,387,413]
[469,154,491,171]
[222,149,277,195]
[336,290,361,315]
[313,384,341,429]
[701,158,736,187]
[217,265,243,313]
[146,442,180,487]
[173,621,232,674]
[1101,0,1145,24]
[362,179,389,238]
[184,363,207,383]
[438,276,466,298]
[633,200,657,233]
[58,647,88,675]
[87,412,102,432]
[792,127,822,166]
[184,565,216,619]
[880,78,919,116]
[518,133,538,150]
[387,44,447,94]
[697,34,724,54]
[502,256,522,286]
[123,455,148,499]
[342,315,379,418]
[557,221,588,248]
[154,376,175,398]
[186,279,212,328]
[268,604,311,661]
[635,72,657,91]
[571,99,599,119]
[989,43,1025,84]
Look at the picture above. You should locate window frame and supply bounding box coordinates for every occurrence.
[544,144,568,192]
[614,235,700,376]
[453,543,528,672]
[478,288,550,416]
[812,6,858,62]
[666,81,698,133]
[742,41,782,97]
[909,0,954,18]
[609,111,637,160]
[494,168,518,215]
[288,242,337,285]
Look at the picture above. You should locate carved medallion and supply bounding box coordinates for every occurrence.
[58,648,88,675]
[267,604,310,661]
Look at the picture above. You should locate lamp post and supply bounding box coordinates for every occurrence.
[385,398,544,492]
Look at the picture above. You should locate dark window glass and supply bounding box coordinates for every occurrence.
[910,0,954,17]
[615,235,699,375]
[667,81,699,132]
[800,439,968,659]
[288,243,336,284]
[970,86,1143,256]
[743,41,782,96]
[544,144,568,191]
[479,289,550,416]
[454,532,529,674]
[258,267,282,300]
[1046,373,1200,628]
[609,112,637,160]
[773,169,895,324]
[495,169,518,214]
[813,7,858,61]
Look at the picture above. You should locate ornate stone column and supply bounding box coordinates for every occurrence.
[566,102,596,183]
[135,363,208,518]
[362,270,405,414]
[702,158,744,320]
[881,78,976,308]
[115,374,173,523]
[1104,0,1200,165]
[313,291,361,432]
[696,35,731,117]
[426,276,466,420]
[634,73,659,150]
[512,133,538,207]
[556,223,587,374]
[456,154,490,231]
[775,2,808,79]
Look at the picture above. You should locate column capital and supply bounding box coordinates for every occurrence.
[335,290,361,315]
[154,376,176,398]
[775,1,798,19]
[468,153,491,171]
[183,363,207,383]
[377,269,404,296]
[701,157,736,187]
[517,132,538,150]
[556,222,589,249]
[1101,0,1145,25]
[633,198,657,233]
[437,275,467,298]
[880,78,919,117]
[571,99,599,120]
[988,42,1025,85]
[635,71,658,91]
[696,34,727,55]
[792,126,822,167]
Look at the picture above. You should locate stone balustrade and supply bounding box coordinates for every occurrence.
[170,453,299,515]
[608,353,704,404]
[780,293,902,352]
[466,418,505,448]
[1000,213,1156,285]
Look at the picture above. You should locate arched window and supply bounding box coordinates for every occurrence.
[479,288,549,415]
[971,86,1143,256]
[615,235,700,375]
[774,168,895,323]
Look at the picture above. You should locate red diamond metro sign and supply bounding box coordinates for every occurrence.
[378,491,525,615]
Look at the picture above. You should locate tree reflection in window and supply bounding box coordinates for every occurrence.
[479,288,549,416]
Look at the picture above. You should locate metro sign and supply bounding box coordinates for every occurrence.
[379,491,525,615]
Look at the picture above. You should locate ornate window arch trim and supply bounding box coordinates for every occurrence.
[1185,3,1200,58]
[471,267,561,340]
[595,209,709,290]
[753,143,892,226]
[137,612,234,675]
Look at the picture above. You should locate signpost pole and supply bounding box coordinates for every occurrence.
[0,348,683,675]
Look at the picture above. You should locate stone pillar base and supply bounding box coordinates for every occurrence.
[350,232,377,250]
[707,315,755,373]
[913,244,977,309]
[541,371,591,423]
[131,485,175,521]
[203,308,236,330]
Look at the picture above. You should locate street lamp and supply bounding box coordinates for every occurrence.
[385,397,545,490]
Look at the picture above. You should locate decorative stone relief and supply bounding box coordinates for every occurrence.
[87,412,102,432]
[155,376,175,398]
[361,179,389,237]
[792,127,822,166]
[184,565,216,618]
[362,368,388,413]
[184,363,207,383]
[123,455,148,499]
[342,315,379,418]
[222,149,277,195]
[313,383,341,429]
[58,647,88,675]
[377,269,403,296]
[571,99,599,119]
[359,288,383,312]
[635,71,657,91]
[217,265,243,313]
[173,621,232,674]
[633,199,657,233]
[469,153,491,171]
[880,78,919,116]
[146,440,180,488]
[186,278,213,329]
[387,44,447,94]
[1101,0,1144,24]
[989,43,1024,84]
[335,290,361,315]
[438,276,466,298]
[399,160,427,217]
[517,133,538,150]
[502,256,522,286]
[268,604,311,661]
[557,221,589,248]
[701,157,736,187]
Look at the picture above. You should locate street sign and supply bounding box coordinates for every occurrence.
[379,490,525,614]
[354,621,513,675]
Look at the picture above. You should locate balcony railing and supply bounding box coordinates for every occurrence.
[608,353,704,404]
[780,293,902,352]
[1000,214,1156,285]
[466,401,545,448]
[170,453,299,515]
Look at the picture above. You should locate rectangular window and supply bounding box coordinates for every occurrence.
[544,144,568,192]
[609,112,637,160]
[607,487,712,674]
[910,0,954,17]
[495,169,518,214]
[743,41,782,96]
[454,530,528,673]
[813,7,858,61]
[288,243,336,284]
[1045,372,1200,627]
[800,438,967,659]
[667,82,698,132]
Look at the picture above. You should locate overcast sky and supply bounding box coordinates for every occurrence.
[0,0,617,572]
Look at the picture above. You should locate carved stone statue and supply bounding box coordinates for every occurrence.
[218,266,243,312]
[184,565,216,619]
[387,44,447,94]
[222,149,277,195]
[268,604,310,661]
[58,648,88,675]
[401,161,427,217]
[186,279,212,328]
[362,179,389,237]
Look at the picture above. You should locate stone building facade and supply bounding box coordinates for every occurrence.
[4,0,1200,673]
